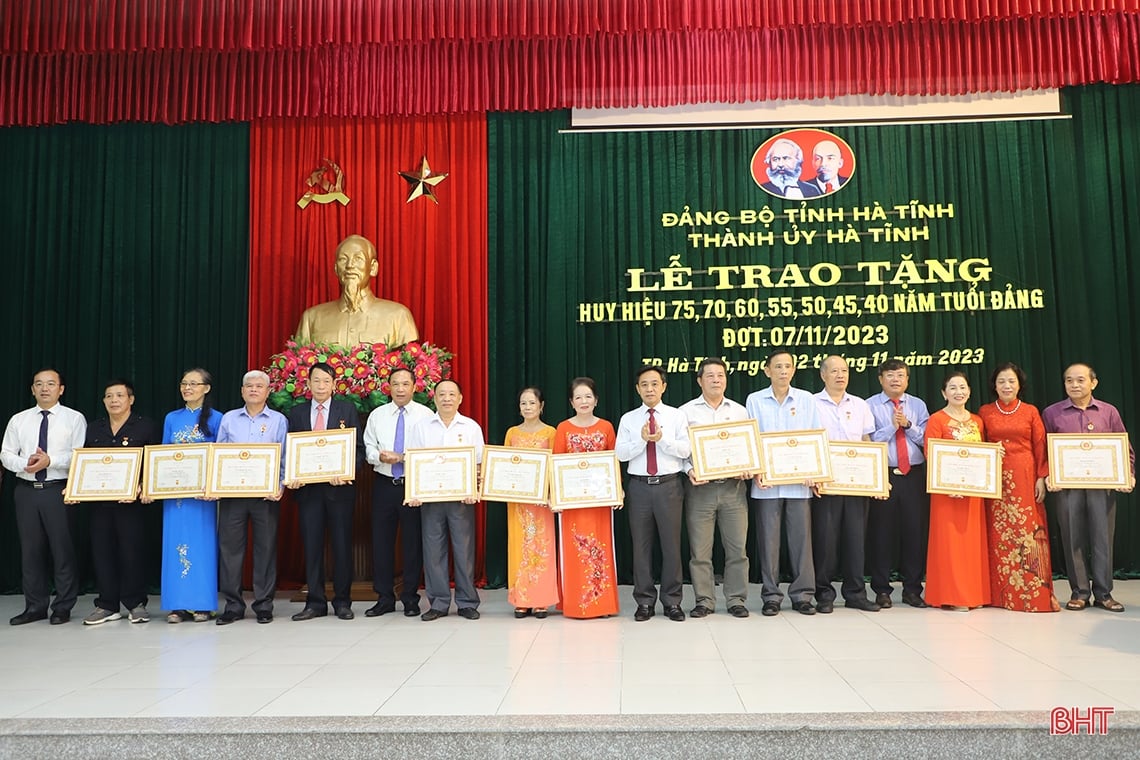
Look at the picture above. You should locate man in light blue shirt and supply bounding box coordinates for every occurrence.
[745,351,821,616]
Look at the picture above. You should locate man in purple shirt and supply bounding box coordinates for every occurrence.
[1042,362,1134,613]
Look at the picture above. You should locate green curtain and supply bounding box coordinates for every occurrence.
[0,123,250,594]
[487,84,1140,583]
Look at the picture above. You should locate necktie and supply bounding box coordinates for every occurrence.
[825,181,834,192]
[392,406,406,479]
[892,399,910,475]
[646,408,658,476]
[314,403,326,431]
[36,410,49,482]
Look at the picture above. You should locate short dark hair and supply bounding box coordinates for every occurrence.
[569,377,597,399]
[877,358,908,376]
[941,370,969,391]
[310,362,336,380]
[519,386,544,405]
[989,363,1028,400]
[1063,362,1097,381]
[389,367,415,383]
[33,368,64,386]
[103,378,135,396]
[436,378,462,395]
[765,350,794,367]
[636,365,667,384]
[696,358,727,378]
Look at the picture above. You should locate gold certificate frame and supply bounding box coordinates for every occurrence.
[926,439,1002,499]
[817,441,889,498]
[284,428,357,484]
[1047,433,1131,489]
[405,447,478,503]
[141,444,211,500]
[205,443,282,499]
[480,445,550,505]
[549,451,622,510]
[687,419,762,481]
[756,429,833,485]
[65,447,143,502]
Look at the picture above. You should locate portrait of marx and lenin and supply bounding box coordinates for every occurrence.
[751,129,855,200]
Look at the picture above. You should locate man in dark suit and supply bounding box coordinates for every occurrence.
[758,138,822,199]
[286,361,365,621]
[810,139,850,195]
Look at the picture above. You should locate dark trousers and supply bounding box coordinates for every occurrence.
[218,498,279,615]
[421,500,478,611]
[371,475,423,608]
[627,476,684,608]
[90,501,148,612]
[14,481,77,614]
[813,494,870,604]
[296,483,355,611]
[866,464,928,597]
[1055,488,1116,601]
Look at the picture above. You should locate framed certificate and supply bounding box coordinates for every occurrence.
[1047,433,1132,489]
[687,419,762,481]
[142,444,211,500]
[818,441,889,498]
[64,448,143,502]
[480,445,550,505]
[205,443,282,499]
[757,429,833,485]
[284,429,357,484]
[926,439,1002,499]
[405,447,478,503]
[549,451,622,510]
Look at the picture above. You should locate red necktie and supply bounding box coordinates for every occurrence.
[892,399,910,475]
[825,181,834,192]
[646,407,658,476]
[314,403,327,431]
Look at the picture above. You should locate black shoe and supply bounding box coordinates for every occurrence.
[792,601,816,616]
[421,608,447,621]
[875,592,893,609]
[728,605,750,618]
[634,605,654,622]
[335,607,355,620]
[366,601,397,618]
[664,605,686,622]
[291,607,326,621]
[534,608,548,619]
[761,601,780,617]
[457,607,480,620]
[256,612,273,624]
[901,592,929,608]
[845,597,882,612]
[9,610,47,626]
[216,610,243,625]
[689,606,712,618]
[514,608,532,619]
[816,600,834,614]
[49,611,70,625]
[403,605,421,617]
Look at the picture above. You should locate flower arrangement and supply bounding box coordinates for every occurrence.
[266,339,453,414]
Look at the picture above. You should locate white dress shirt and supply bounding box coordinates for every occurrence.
[364,400,433,476]
[1,403,87,482]
[406,411,485,464]
[615,403,691,476]
[679,394,748,474]
[814,391,875,442]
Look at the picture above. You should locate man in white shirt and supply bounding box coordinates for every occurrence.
[616,366,691,622]
[1,368,87,625]
[746,351,821,616]
[404,379,484,621]
[363,367,433,617]
[812,356,880,613]
[679,358,751,618]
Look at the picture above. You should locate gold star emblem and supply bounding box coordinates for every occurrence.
[399,156,448,204]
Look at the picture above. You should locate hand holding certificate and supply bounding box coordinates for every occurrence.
[205,443,282,499]
[756,429,833,486]
[65,448,143,502]
[142,444,210,500]
[480,446,550,505]
[284,429,357,485]
[818,441,889,498]
[1047,433,1132,490]
[549,452,622,510]
[926,439,1002,499]
[687,420,761,482]
[404,447,478,504]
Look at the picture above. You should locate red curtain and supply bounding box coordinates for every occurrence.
[4,11,1140,124]
[248,114,489,586]
[6,0,1139,53]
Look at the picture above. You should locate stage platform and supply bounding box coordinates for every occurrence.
[0,583,1136,757]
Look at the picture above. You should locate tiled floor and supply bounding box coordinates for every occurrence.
[0,582,1137,718]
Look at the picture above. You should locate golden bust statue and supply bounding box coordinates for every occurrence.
[295,235,419,347]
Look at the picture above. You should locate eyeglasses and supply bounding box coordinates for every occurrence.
[179,382,206,388]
